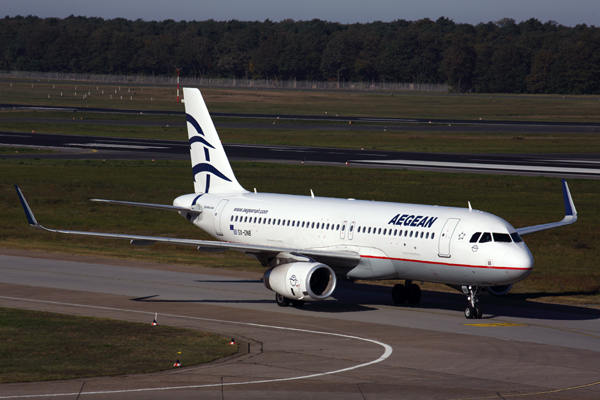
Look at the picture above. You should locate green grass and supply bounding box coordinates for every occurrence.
[2,80,600,122]
[0,147,54,154]
[2,159,599,305]
[0,307,237,383]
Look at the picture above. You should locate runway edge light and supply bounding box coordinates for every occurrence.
[151,312,157,326]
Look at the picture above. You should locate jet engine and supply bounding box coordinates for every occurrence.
[263,262,337,301]
[485,284,513,296]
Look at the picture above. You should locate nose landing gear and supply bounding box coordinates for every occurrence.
[464,286,482,319]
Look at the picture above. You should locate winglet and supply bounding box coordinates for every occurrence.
[14,185,40,227]
[516,179,577,235]
[562,179,577,218]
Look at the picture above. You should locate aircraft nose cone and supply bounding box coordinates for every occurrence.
[503,247,534,279]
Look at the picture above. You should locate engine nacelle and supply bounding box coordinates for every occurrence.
[485,284,513,296]
[263,262,337,301]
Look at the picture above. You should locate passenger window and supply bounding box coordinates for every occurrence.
[420,232,424,238]
[230,216,233,221]
[378,228,382,234]
[410,231,413,237]
[470,232,481,243]
[292,221,295,227]
[394,229,397,236]
[311,222,315,228]
[431,233,435,239]
[398,230,402,236]
[326,223,330,229]
[426,232,429,239]
[244,216,248,223]
[368,227,371,234]
[235,216,238,222]
[258,217,262,224]
[479,232,492,243]
[268,218,271,224]
[404,231,408,237]
[383,229,387,235]
[510,232,523,243]
[493,233,512,243]
[287,220,291,226]
[277,219,281,225]
[336,224,340,230]
[350,225,354,232]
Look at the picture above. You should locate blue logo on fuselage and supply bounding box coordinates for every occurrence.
[388,214,438,228]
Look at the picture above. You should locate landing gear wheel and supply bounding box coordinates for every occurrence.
[407,284,422,304]
[392,284,407,304]
[464,306,476,319]
[463,286,483,319]
[290,300,305,308]
[275,293,291,307]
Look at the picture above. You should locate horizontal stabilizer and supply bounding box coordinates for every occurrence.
[516,179,577,235]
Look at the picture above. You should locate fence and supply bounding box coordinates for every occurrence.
[0,70,448,92]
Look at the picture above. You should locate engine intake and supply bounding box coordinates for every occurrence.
[263,262,336,300]
[485,284,513,296]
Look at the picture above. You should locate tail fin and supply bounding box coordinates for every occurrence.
[183,88,247,194]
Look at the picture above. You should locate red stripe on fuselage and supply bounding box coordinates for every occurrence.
[361,255,531,271]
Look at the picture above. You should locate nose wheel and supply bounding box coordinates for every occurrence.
[464,286,483,319]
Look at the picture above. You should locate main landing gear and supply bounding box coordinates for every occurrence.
[464,286,483,319]
[275,293,305,308]
[392,280,421,305]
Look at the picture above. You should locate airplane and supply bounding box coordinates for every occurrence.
[15,87,578,319]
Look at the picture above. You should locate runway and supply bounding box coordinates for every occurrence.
[2,131,600,179]
[0,251,599,399]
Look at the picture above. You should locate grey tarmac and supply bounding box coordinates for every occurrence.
[0,250,599,399]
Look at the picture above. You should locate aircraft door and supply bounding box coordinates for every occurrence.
[340,220,347,239]
[438,218,460,258]
[348,221,356,240]
[213,199,229,236]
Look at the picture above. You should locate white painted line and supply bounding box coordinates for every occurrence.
[64,143,169,150]
[351,159,600,175]
[0,296,393,399]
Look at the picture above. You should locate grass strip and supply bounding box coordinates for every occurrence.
[2,82,600,122]
[0,307,237,383]
[1,159,599,305]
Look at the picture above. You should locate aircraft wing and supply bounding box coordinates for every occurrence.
[91,199,202,214]
[16,186,360,269]
[516,179,577,235]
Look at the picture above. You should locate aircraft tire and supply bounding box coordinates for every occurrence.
[474,305,483,319]
[407,284,422,304]
[464,306,475,319]
[392,284,407,304]
[276,293,291,307]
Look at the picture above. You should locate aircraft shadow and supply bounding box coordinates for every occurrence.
[339,282,600,321]
[193,279,263,283]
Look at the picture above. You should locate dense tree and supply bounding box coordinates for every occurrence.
[0,15,599,94]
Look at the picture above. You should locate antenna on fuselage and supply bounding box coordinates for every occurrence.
[310,189,314,199]
[468,201,472,212]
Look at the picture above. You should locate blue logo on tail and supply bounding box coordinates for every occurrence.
[187,113,232,193]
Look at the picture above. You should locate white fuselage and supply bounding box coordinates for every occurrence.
[174,191,533,287]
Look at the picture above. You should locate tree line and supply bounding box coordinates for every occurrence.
[1,15,599,94]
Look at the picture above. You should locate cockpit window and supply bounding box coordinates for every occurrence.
[510,232,523,243]
[470,232,481,243]
[479,232,492,243]
[493,233,512,243]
